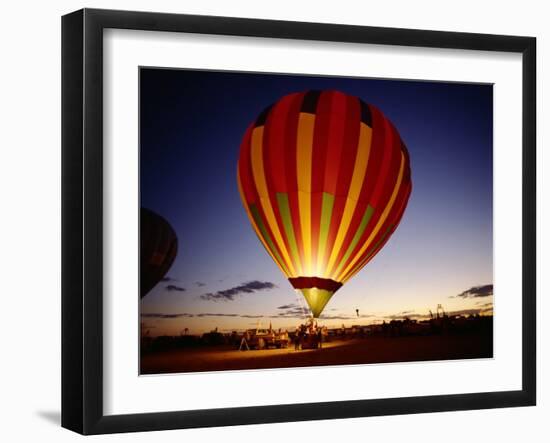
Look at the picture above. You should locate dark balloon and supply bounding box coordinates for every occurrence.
[140,208,178,298]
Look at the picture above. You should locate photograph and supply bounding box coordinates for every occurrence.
[139,67,494,375]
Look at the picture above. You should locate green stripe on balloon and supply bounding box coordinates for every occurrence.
[333,204,374,279]
[345,224,394,281]
[276,193,301,270]
[250,204,290,276]
[318,192,335,266]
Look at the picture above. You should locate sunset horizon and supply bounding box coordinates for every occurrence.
[141,281,494,336]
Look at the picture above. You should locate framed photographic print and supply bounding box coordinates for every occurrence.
[61,8,536,435]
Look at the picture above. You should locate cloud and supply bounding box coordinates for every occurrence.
[320,314,357,320]
[272,309,375,321]
[141,312,264,319]
[447,308,491,317]
[200,280,277,301]
[273,303,308,318]
[195,282,206,287]
[277,303,299,310]
[276,308,307,318]
[452,284,493,299]
[161,276,174,282]
[384,313,426,320]
[274,303,376,320]
[165,284,186,292]
[382,306,494,321]
[196,313,238,317]
[141,313,194,319]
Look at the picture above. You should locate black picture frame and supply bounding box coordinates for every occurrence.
[62,8,536,435]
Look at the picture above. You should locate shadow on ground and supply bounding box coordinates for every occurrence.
[36,410,61,426]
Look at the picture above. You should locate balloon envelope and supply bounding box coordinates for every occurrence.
[140,208,178,298]
[237,90,411,317]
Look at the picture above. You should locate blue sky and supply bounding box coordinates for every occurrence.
[140,68,493,335]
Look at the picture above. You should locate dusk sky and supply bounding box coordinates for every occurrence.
[140,68,493,336]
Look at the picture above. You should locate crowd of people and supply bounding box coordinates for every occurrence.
[294,317,328,350]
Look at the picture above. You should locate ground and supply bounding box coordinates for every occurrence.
[140,333,493,375]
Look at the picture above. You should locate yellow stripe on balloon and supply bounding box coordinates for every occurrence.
[250,127,297,277]
[336,151,405,282]
[296,113,315,275]
[325,123,373,278]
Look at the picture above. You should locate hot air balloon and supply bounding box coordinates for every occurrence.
[237,90,411,317]
[140,207,178,298]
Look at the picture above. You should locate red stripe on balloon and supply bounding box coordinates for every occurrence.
[328,96,363,270]
[265,93,298,193]
[323,91,348,195]
[309,92,334,270]
[369,108,397,208]
[317,92,348,271]
[284,93,306,268]
[262,101,296,267]
[332,105,388,274]
[344,132,411,281]
[238,118,289,271]
[344,179,411,281]
[337,106,402,276]
[334,95,361,198]
[237,124,257,205]
[311,91,333,193]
